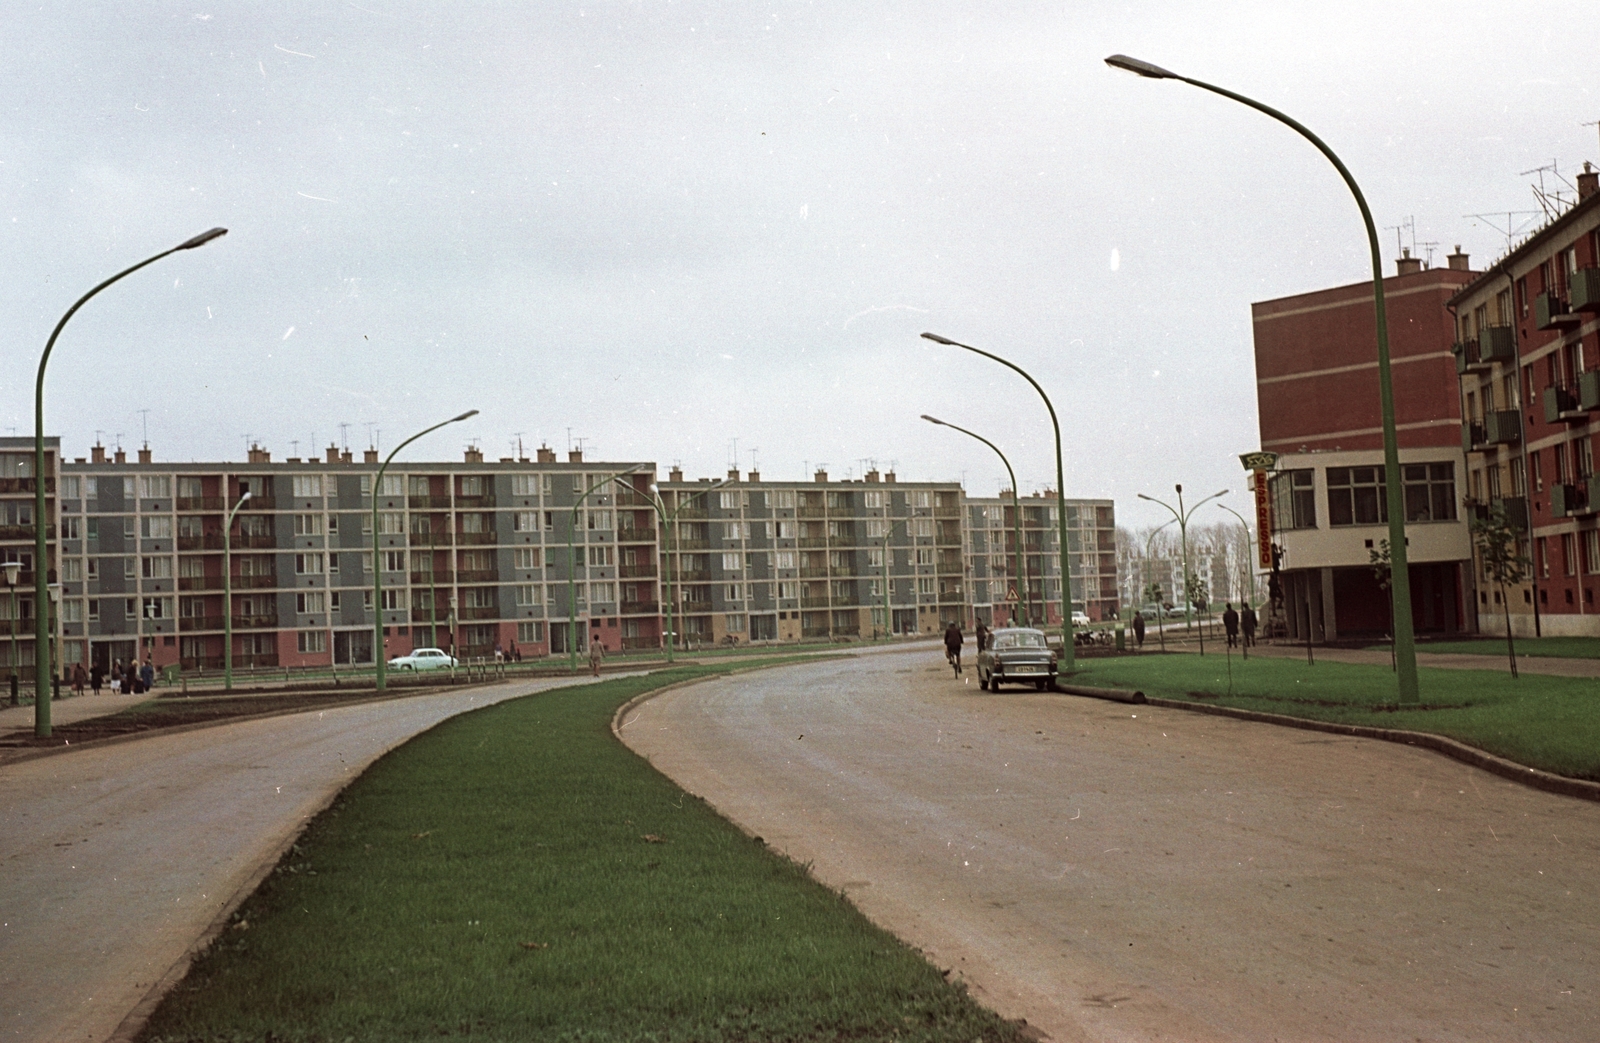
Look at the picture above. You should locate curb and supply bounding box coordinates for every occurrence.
[1132,695,1600,803]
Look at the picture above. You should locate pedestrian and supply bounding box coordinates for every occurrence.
[495,642,504,663]
[72,662,87,695]
[588,637,605,677]
[1223,603,1240,648]
[510,640,521,663]
[1241,604,1258,647]
[111,659,123,695]
[140,657,156,693]
[944,621,964,676]
[975,621,990,653]
[90,661,105,695]
[1132,610,1146,648]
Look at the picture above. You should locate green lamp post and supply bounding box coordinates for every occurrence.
[1105,53,1419,702]
[372,410,479,692]
[222,489,251,690]
[1216,502,1256,611]
[33,226,228,736]
[566,469,650,672]
[921,415,1031,627]
[921,332,1075,665]
[634,477,730,663]
[1138,486,1227,654]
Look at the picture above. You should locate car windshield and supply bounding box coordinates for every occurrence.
[993,631,1047,649]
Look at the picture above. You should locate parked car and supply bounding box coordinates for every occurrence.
[1070,610,1091,628]
[977,627,1058,692]
[387,648,459,671]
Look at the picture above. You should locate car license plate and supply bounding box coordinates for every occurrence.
[1012,664,1043,674]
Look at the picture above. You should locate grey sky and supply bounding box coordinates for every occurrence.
[2,1,1596,529]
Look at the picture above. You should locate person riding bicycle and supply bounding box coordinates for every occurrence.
[944,622,964,676]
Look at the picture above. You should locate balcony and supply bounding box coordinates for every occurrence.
[1493,496,1529,530]
[617,527,655,543]
[0,477,38,495]
[674,538,710,551]
[1484,410,1520,447]
[613,491,651,508]
[1535,292,1580,330]
[674,507,708,520]
[799,567,831,579]
[1551,483,1596,519]
[409,609,446,624]
[408,495,451,510]
[1544,382,1592,424]
[177,576,225,591]
[0,524,53,541]
[1477,325,1517,365]
[1461,420,1485,454]
[1452,339,1489,375]
[680,600,713,614]
[1570,267,1600,312]
[232,574,278,589]
[411,570,454,585]
[456,531,497,545]
[797,505,828,518]
[410,531,453,546]
[621,600,659,616]
[619,563,657,578]
[669,570,710,583]
[230,613,279,629]
[800,597,832,608]
[456,569,496,583]
[936,561,965,575]
[458,605,500,620]
[797,537,830,549]
[178,534,226,551]
[176,496,226,511]
[455,494,496,509]
[1581,370,1600,412]
[235,533,277,549]
[179,615,225,631]
[237,496,275,511]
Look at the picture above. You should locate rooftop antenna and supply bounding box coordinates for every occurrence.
[728,437,739,471]
[513,431,526,459]
[1585,118,1600,154]
[575,436,588,456]
[338,422,351,452]
[364,421,376,449]
[137,409,150,449]
[114,432,124,452]
[748,446,761,474]
[1383,216,1415,260]
[1462,209,1541,252]
[1520,160,1577,220]
[94,429,105,448]
[566,427,573,453]
[241,434,251,457]
[290,439,300,458]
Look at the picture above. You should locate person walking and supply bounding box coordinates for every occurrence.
[943,621,964,676]
[111,659,123,695]
[140,657,156,693]
[1222,603,1240,648]
[1132,610,1146,649]
[90,661,105,695]
[588,637,605,677]
[975,621,990,653]
[71,662,87,696]
[1241,603,1258,647]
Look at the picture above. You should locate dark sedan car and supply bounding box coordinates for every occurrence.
[976,627,1058,692]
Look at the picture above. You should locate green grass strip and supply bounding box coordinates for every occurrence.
[141,660,1028,1043]
[1364,636,1600,659]
[1068,654,1600,782]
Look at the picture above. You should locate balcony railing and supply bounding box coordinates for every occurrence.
[1453,339,1489,375]
[236,497,275,511]
[799,597,831,608]
[1551,483,1595,519]
[458,605,500,620]
[234,533,277,549]
[1535,292,1580,330]
[179,615,225,631]
[177,576,225,591]
[177,534,226,551]
[455,494,496,508]
[176,496,226,511]
[410,570,454,585]
[797,505,828,518]
[408,495,450,509]
[668,570,710,583]
[621,600,660,616]
[410,532,453,546]
[451,569,492,583]
[617,527,655,543]
[1581,370,1600,412]
[410,609,445,624]
[1544,382,1592,424]
[619,563,657,578]
[679,600,713,614]
[0,477,39,495]
[231,614,279,629]
[456,531,497,545]
[797,537,830,549]
[1570,267,1600,312]
[1478,325,1516,365]
[232,574,278,589]
[674,538,710,551]
[0,524,54,541]
[798,567,830,578]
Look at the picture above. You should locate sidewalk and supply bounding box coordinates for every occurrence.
[1142,632,1600,678]
[0,690,152,738]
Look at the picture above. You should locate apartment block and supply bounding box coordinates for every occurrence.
[0,437,61,682]
[964,494,1118,625]
[1450,164,1600,636]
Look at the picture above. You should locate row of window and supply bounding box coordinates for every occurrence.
[1270,463,1458,530]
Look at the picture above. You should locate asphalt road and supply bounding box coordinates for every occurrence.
[0,674,615,1043]
[620,648,1600,1042]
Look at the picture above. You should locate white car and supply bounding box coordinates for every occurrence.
[387,648,459,671]
[1071,611,1091,628]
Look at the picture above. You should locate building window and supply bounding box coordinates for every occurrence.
[722,552,741,572]
[379,474,403,497]
[911,518,933,538]
[725,584,742,602]
[589,581,615,604]
[587,546,614,567]
[297,630,327,653]
[916,547,934,566]
[514,548,541,569]
[140,516,171,539]
[778,581,798,600]
[383,550,406,573]
[515,584,543,606]
[1585,530,1600,576]
[292,475,324,499]
[295,553,325,575]
[138,475,172,499]
[917,577,935,596]
[141,556,173,579]
[775,551,795,570]
[515,511,538,532]
[296,591,326,614]
[1271,469,1317,530]
[725,613,746,632]
[772,490,796,509]
[587,510,612,531]
[517,621,545,643]
[1563,533,1578,577]
[381,589,402,610]
[1396,463,1457,522]
[294,514,325,536]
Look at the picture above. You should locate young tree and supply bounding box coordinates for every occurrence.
[1369,539,1394,671]
[1470,505,1531,678]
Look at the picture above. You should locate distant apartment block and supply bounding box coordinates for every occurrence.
[964,494,1119,625]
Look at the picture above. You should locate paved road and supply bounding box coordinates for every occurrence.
[0,674,615,1043]
[621,648,1600,1042]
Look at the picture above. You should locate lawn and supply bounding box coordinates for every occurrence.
[140,661,1028,1043]
[1371,636,1600,659]
[1065,653,1600,782]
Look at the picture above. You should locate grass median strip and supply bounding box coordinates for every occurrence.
[1066,654,1600,782]
[141,660,1028,1043]
[1367,636,1600,659]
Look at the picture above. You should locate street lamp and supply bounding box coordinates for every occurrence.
[921,415,1031,627]
[1216,503,1256,611]
[566,469,652,672]
[1143,518,1175,652]
[1105,53,1419,702]
[5,560,19,705]
[222,489,252,690]
[32,227,228,735]
[1138,485,1227,654]
[372,410,479,692]
[636,477,731,663]
[921,332,1075,665]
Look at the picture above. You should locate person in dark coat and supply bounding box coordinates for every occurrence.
[139,657,155,693]
[943,622,964,676]
[975,622,990,653]
[1241,604,1258,647]
[1222,603,1240,648]
[1132,610,1146,648]
[111,659,124,694]
[71,662,87,695]
[90,661,105,694]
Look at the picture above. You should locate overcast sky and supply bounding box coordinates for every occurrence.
[3,1,1597,529]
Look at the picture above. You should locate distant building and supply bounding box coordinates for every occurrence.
[1251,250,1478,641]
[965,494,1118,625]
[1449,163,1600,637]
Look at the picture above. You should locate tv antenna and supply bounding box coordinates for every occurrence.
[290,439,300,458]
[338,422,351,452]
[1519,160,1577,221]
[513,432,527,460]
[137,409,150,449]
[1462,209,1541,252]
[748,446,761,474]
[727,437,739,471]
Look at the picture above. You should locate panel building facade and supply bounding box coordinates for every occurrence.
[964,493,1119,626]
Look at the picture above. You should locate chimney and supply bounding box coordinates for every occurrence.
[1395,247,1423,276]
[814,469,828,483]
[747,470,760,482]
[137,447,152,464]
[1580,162,1598,201]
[727,469,740,482]
[1447,245,1470,271]
[91,444,106,464]
[865,469,880,483]
[464,446,484,463]
[364,448,379,463]
[74,457,85,464]
[341,450,354,464]
[669,467,683,482]
[568,449,583,463]
[326,444,341,464]
[885,471,896,483]
[286,457,302,464]
[114,448,127,464]
[499,456,513,463]
[248,445,271,464]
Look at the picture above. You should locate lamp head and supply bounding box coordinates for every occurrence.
[452,409,480,423]
[240,490,252,502]
[648,482,660,495]
[2,561,19,585]
[920,332,958,346]
[1175,483,1182,494]
[1214,489,1229,498]
[1104,54,1178,79]
[1136,493,1154,502]
[47,583,61,604]
[920,414,945,426]
[178,227,228,250]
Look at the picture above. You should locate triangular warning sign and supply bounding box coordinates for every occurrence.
[1006,586,1019,602]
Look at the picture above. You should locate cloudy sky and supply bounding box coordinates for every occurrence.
[2,1,1596,528]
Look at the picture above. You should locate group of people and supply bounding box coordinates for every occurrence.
[70,657,156,696]
[1128,604,1258,648]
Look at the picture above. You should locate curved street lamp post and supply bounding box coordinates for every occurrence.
[33,227,228,736]
[1216,503,1257,610]
[372,410,479,692]
[921,415,1032,627]
[566,469,652,672]
[921,333,1075,665]
[635,478,729,664]
[1105,53,1419,702]
[1138,485,1227,655]
[1143,518,1175,652]
[222,490,252,690]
